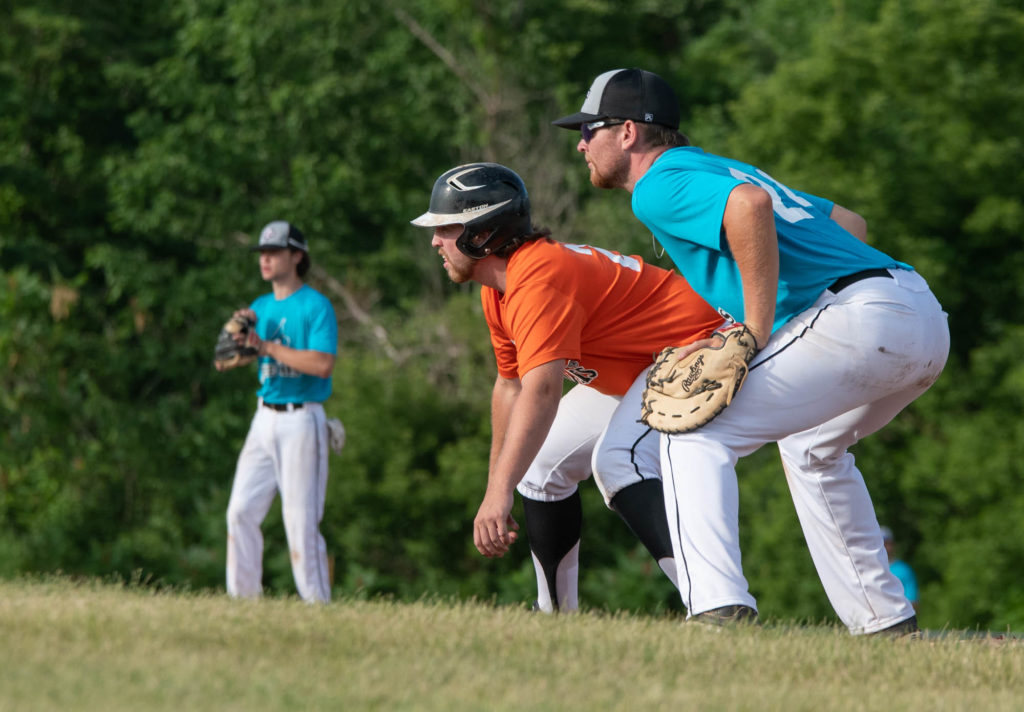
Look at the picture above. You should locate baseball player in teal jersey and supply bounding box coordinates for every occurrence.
[221,220,338,603]
[554,68,950,634]
[881,526,920,611]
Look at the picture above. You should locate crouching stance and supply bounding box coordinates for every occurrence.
[410,163,724,611]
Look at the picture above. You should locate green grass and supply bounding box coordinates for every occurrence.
[0,578,1021,711]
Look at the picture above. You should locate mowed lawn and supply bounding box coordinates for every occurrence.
[0,578,1021,711]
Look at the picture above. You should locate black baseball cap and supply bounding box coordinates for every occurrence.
[251,220,308,252]
[551,68,680,131]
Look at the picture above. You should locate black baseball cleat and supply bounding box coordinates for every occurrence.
[871,615,922,640]
[690,604,760,627]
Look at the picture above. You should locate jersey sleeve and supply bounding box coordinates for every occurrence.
[793,189,834,218]
[633,167,741,252]
[306,294,338,355]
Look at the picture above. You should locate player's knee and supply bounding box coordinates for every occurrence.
[281,505,320,537]
[591,442,633,504]
[782,444,854,475]
[517,463,588,502]
[226,501,261,531]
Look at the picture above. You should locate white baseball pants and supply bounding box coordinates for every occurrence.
[515,381,661,505]
[227,401,331,603]
[656,268,949,633]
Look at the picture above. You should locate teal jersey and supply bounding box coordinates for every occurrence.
[250,285,337,404]
[890,559,919,603]
[632,147,910,332]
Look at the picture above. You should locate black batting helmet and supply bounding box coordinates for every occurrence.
[410,162,532,259]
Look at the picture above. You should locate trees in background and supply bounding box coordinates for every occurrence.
[1,0,1021,629]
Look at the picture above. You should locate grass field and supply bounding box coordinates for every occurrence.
[0,578,1021,711]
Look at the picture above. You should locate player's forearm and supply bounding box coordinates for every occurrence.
[489,376,521,472]
[261,342,336,378]
[487,361,563,497]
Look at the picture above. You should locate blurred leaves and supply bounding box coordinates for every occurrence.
[0,0,1022,630]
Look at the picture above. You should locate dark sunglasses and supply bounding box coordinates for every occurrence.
[580,119,626,143]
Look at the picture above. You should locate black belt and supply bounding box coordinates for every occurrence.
[827,268,893,294]
[262,401,304,412]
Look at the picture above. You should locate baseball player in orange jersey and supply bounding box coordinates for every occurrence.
[411,162,724,611]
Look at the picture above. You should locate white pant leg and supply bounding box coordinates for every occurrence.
[516,385,620,502]
[226,410,279,598]
[661,431,756,615]
[776,270,949,632]
[662,270,949,628]
[277,403,331,603]
[592,366,663,504]
[777,401,912,634]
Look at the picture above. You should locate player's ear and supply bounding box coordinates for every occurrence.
[620,120,641,150]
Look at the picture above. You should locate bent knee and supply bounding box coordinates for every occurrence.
[592,447,644,504]
[226,502,263,530]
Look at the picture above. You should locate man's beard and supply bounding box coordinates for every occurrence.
[442,250,475,283]
[589,152,629,190]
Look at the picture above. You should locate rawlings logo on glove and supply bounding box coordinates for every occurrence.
[213,314,259,369]
[640,320,758,433]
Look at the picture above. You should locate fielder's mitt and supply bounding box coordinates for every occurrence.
[213,314,258,369]
[640,321,758,433]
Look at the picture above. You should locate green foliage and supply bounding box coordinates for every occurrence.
[708,0,1024,354]
[1,0,1022,631]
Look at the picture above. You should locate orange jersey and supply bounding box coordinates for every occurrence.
[481,238,723,396]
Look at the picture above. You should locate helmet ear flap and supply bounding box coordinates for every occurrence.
[455,225,490,259]
[413,163,532,259]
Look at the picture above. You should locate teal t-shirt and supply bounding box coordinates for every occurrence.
[890,559,919,603]
[632,146,910,332]
[250,284,337,404]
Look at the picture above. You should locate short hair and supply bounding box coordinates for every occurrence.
[636,122,691,149]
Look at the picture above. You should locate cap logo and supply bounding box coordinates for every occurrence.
[261,227,274,242]
[644,112,654,122]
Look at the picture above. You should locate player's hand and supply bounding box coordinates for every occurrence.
[230,307,257,330]
[227,309,266,355]
[226,309,256,347]
[246,329,266,356]
[473,489,520,558]
[668,336,717,361]
[667,320,764,363]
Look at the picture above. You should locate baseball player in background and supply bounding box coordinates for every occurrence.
[410,162,726,612]
[553,68,950,634]
[217,220,338,603]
